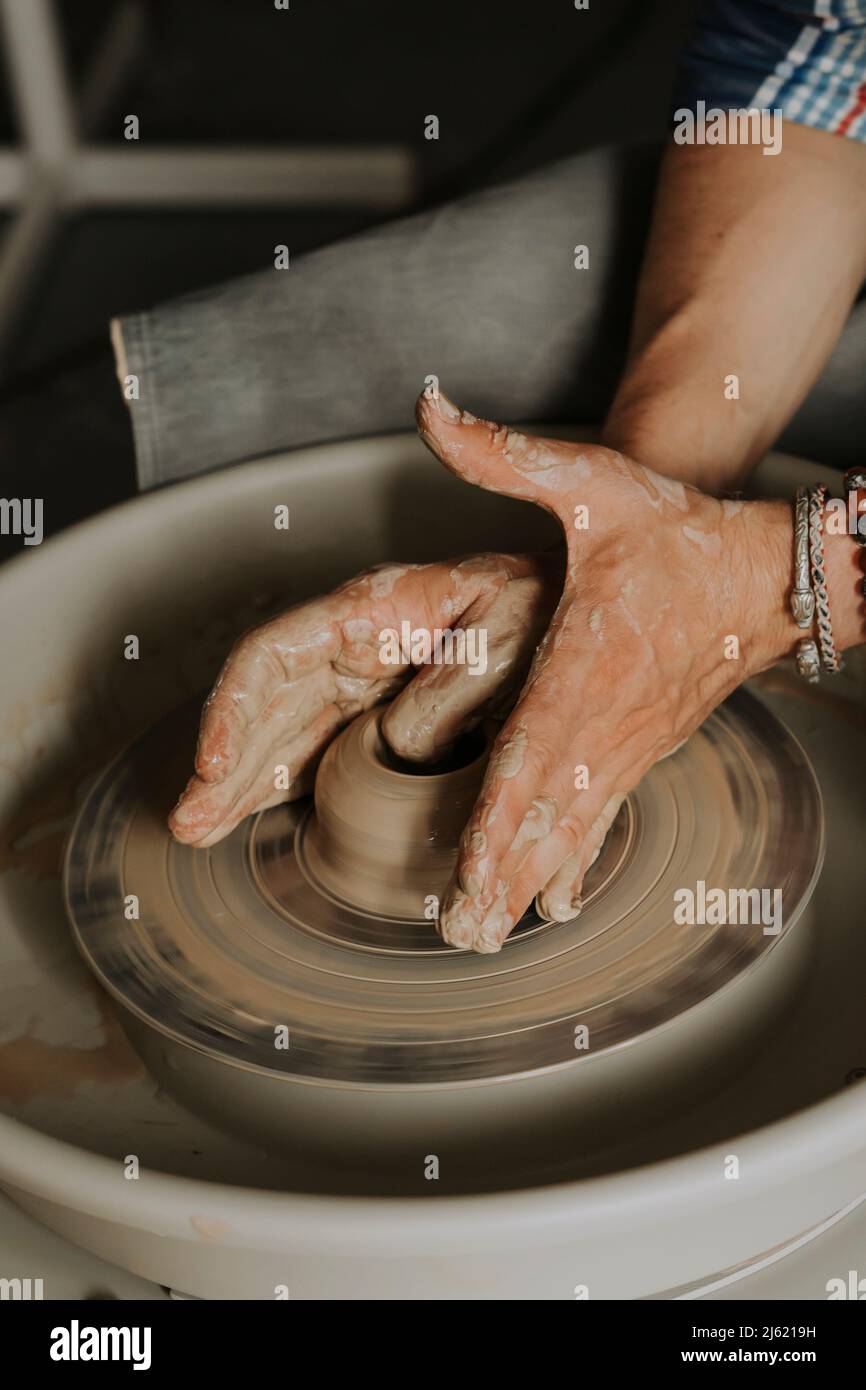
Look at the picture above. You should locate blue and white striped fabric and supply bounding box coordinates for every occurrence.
[674,0,866,140]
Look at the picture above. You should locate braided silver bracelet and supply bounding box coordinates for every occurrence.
[807,483,843,675]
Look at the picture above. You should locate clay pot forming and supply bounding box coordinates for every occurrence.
[302,707,491,919]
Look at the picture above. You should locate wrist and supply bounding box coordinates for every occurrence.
[736,495,865,676]
[735,500,800,675]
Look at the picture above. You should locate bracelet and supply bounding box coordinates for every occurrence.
[795,636,821,684]
[789,487,815,628]
[843,468,866,611]
[807,484,843,674]
[790,487,820,682]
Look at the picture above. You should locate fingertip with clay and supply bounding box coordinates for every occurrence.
[532,866,583,926]
[414,385,493,488]
[191,681,246,785]
[437,874,516,954]
[533,793,626,926]
[168,773,231,847]
[380,694,441,764]
[415,385,484,439]
[380,674,472,765]
[474,892,514,954]
[535,880,582,924]
[436,887,479,951]
[418,378,462,420]
[167,787,208,846]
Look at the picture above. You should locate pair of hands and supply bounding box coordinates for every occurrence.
[170,388,778,951]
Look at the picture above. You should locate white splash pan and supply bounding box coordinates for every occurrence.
[1,433,865,1299]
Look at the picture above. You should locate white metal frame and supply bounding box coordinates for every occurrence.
[0,0,414,364]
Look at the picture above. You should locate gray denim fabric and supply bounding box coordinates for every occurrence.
[115,145,660,489]
[116,141,866,491]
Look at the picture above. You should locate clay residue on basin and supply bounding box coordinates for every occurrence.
[189,1215,231,1242]
[0,987,143,1105]
[0,772,85,878]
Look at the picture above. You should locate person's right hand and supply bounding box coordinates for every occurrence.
[169,549,562,847]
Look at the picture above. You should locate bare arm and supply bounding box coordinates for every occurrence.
[602,124,866,492]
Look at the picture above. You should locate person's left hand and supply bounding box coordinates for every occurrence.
[416,386,777,951]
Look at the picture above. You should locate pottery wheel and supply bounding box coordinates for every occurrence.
[64,688,823,1088]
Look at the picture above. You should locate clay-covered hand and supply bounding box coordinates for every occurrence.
[417,387,775,951]
[170,547,562,847]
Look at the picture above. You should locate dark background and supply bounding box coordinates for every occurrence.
[0,0,698,554]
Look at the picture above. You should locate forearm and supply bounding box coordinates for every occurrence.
[603,125,866,493]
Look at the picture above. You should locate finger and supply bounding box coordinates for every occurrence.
[382,640,490,762]
[438,595,639,950]
[195,602,342,783]
[170,703,343,845]
[528,732,691,924]
[442,779,581,953]
[529,735,687,914]
[437,667,581,949]
[535,793,625,922]
[447,767,629,952]
[174,642,408,846]
[382,571,552,762]
[415,385,591,523]
[196,658,334,794]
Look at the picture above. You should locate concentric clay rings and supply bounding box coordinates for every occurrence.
[64,689,823,1092]
[302,707,493,919]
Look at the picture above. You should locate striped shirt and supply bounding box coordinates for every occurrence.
[674,0,866,141]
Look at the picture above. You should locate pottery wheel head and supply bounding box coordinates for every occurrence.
[64,690,823,1086]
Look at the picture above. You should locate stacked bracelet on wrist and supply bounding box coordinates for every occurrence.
[790,484,844,682]
[843,467,866,611]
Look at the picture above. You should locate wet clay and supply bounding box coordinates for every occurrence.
[303,706,492,918]
[64,687,822,1088]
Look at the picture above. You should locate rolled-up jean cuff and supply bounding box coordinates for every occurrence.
[110,311,163,492]
[104,145,666,494]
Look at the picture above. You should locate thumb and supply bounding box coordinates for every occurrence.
[415,385,589,523]
[381,564,553,762]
